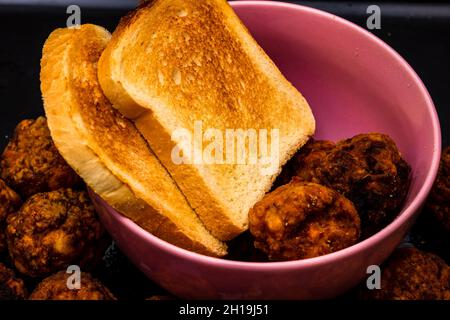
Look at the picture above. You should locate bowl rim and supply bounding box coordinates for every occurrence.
[100,0,442,271]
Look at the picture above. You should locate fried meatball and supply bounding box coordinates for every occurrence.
[291,134,410,238]
[360,247,450,300]
[30,271,115,300]
[274,139,335,188]
[0,117,81,197]
[425,146,450,233]
[0,263,27,300]
[249,182,360,261]
[0,179,21,253]
[6,189,106,277]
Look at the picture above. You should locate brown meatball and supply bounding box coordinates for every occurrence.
[0,263,27,300]
[360,247,450,300]
[225,231,268,262]
[0,179,21,253]
[0,117,81,198]
[289,134,410,238]
[30,271,115,300]
[274,139,335,188]
[249,182,360,261]
[425,146,450,233]
[6,189,106,277]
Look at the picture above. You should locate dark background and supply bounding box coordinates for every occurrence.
[0,1,448,299]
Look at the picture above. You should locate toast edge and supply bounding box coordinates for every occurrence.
[41,25,227,257]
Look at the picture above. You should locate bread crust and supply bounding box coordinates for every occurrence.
[41,25,226,257]
[99,0,315,240]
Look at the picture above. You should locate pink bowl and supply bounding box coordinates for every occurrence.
[90,1,441,299]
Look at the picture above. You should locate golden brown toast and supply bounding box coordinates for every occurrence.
[99,0,315,240]
[41,24,227,257]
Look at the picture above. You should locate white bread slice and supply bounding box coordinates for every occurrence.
[98,0,315,240]
[41,24,227,257]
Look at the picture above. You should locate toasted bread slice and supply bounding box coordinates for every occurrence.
[41,24,227,257]
[98,0,315,240]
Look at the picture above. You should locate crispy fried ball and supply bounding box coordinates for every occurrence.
[6,189,106,277]
[360,247,450,300]
[30,271,115,300]
[0,179,21,253]
[425,147,450,233]
[0,263,27,300]
[288,134,410,238]
[0,117,81,198]
[249,182,360,261]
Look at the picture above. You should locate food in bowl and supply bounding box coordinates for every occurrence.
[41,24,227,258]
[97,0,316,243]
[40,0,319,257]
[38,0,413,262]
[277,134,411,239]
[249,182,360,261]
[0,0,443,300]
[87,0,441,299]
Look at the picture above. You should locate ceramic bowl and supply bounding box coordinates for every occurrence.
[90,1,441,299]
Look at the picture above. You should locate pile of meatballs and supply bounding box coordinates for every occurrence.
[1,117,449,300]
[0,117,117,300]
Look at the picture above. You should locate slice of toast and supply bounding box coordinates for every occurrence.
[41,24,227,257]
[98,0,315,240]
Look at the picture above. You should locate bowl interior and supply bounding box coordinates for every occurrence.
[234,1,440,213]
